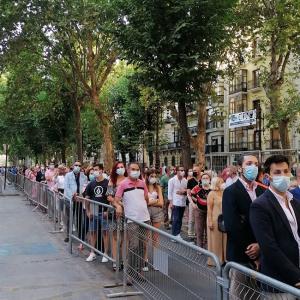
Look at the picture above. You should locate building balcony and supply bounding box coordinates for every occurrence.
[229,82,248,95]
[229,142,257,152]
[266,139,281,150]
[206,144,224,154]
[248,80,262,91]
[160,141,181,151]
[206,121,224,130]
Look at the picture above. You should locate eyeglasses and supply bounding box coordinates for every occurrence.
[74,164,81,167]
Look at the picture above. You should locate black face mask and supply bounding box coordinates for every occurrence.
[193,172,198,177]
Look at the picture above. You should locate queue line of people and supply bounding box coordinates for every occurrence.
[20,154,300,296]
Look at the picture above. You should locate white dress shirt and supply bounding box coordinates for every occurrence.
[168,175,187,207]
[239,177,258,202]
[270,187,300,266]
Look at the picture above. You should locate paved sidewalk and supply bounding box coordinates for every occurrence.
[0,192,141,300]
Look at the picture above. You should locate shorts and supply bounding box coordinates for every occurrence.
[148,206,164,223]
[88,213,110,232]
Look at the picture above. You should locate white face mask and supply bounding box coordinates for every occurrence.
[116,167,125,176]
[73,166,81,174]
[94,171,102,178]
[188,171,193,177]
[49,165,55,170]
[130,170,140,179]
[149,177,157,185]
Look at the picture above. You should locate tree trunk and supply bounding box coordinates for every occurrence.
[101,119,115,170]
[265,83,291,149]
[154,103,160,170]
[121,152,126,164]
[91,93,115,171]
[178,100,192,169]
[61,144,66,164]
[196,102,207,169]
[279,119,291,149]
[74,101,83,163]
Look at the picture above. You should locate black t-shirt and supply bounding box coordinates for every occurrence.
[85,179,109,211]
[187,177,199,190]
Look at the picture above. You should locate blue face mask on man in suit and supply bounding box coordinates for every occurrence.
[270,176,290,193]
[243,165,258,181]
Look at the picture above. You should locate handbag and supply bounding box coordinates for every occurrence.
[217,214,226,233]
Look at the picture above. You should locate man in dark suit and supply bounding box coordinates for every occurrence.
[250,155,300,290]
[223,155,266,298]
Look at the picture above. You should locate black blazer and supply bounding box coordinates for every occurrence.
[222,179,266,263]
[250,189,300,286]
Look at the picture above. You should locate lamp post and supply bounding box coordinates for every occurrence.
[3,144,9,190]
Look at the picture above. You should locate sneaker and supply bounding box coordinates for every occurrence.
[101,256,109,263]
[86,253,97,262]
[176,234,183,240]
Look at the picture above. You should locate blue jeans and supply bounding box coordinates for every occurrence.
[171,206,185,236]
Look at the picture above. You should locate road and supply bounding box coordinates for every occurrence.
[0,183,142,300]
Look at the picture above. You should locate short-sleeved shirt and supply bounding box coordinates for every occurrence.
[115,178,150,222]
[85,178,109,213]
[160,174,170,199]
[187,177,198,191]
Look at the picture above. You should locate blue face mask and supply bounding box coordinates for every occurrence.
[243,165,258,181]
[89,174,95,181]
[271,176,290,193]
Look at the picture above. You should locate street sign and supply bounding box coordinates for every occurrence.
[229,109,257,129]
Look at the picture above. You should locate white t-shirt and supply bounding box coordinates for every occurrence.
[56,175,65,189]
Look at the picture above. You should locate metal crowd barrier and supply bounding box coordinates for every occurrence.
[108,216,222,300]
[7,171,16,184]
[222,262,300,300]
[11,174,300,300]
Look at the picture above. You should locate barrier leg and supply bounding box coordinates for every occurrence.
[107,221,143,298]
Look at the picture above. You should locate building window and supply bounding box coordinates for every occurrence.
[171,156,176,167]
[229,94,247,114]
[252,70,260,89]
[164,157,168,166]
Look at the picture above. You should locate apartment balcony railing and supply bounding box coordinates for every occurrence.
[265,139,281,150]
[205,144,224,154]
[229,82,248,95]
[206,121,224,130]
[229,142,256,152]
[160,141,181,151]
[248,80,262,90]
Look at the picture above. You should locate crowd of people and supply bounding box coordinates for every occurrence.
[16,153,300,294]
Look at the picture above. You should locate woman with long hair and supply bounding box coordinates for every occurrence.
[106,161,127,270]
[143,169,164,271]
[207,177,227,265]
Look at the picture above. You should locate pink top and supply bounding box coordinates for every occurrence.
[239,177,258,202]
[45,169,56,188]
[116,178,150,222]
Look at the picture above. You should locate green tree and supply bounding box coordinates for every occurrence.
[234,0,300,149]
[115,0,236,168]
